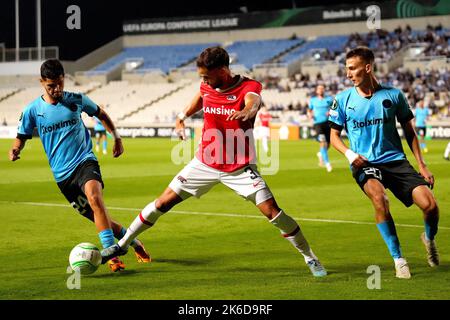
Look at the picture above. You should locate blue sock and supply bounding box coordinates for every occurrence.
[424,216,438,241]
[376,220,402,259]
[98,228,115,249]
[320,147,329,165]
[117,227,137,246]
[103,140,107,151]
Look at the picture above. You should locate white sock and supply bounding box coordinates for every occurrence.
[270,210,317,263]
[118,201,164,249]
[445,142,450,158]
[262,137,269,152]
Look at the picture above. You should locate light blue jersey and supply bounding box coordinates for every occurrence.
[415,107,429,128]
[17,91,99,182]
[328,85,414,164]
[94,116,106,131]
[309,95,333,124]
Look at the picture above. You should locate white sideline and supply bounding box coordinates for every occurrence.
[2,200,449,230]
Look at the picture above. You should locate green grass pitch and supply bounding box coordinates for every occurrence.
[0,137,449,300]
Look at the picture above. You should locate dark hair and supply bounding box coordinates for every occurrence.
[40,59,65,79]
[346,46,375,64]
[196,46,230,70]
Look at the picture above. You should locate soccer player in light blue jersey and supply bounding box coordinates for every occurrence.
[329,47,440,279]
[308,85,333,172]
[93,116,108,155]
[8,59,150,272]
[414,100,430,153]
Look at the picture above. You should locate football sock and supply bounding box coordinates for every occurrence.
[262,137,269,153]
[424,215,438,241]
[420,142,426,150]
[103,140,107,152]
[444,142,450,158]
[118,201,164,249]
[376,219,402,259]
[320,146,329,165]
[270,210,317,263]
[98,228,115,249]
[117,227,138,248]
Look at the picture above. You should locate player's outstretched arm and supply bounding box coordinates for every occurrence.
[330,127,367,169]
[227,92,261,121]
[9,137,27,161]
[176,92,203,140]
[96,106,123,158]
[401,120,434,188]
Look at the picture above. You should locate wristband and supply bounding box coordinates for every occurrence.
[345,149,358,164]
[177,112,187,121]
[112,129,121,140]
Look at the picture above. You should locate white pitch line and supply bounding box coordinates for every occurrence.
[1,200,449,230]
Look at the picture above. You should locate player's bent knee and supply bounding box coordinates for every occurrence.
[421,197,438,215]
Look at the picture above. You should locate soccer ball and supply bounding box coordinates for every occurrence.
[69,242,101,275]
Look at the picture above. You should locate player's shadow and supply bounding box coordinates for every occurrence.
[155,258,213,266]
[88,269,139,278]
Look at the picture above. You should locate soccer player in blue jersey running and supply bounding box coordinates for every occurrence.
[93,116,108,155]
[8,59,150,272]
[414,100,430,153]
[329,47,440,279]
[308,85,333,172]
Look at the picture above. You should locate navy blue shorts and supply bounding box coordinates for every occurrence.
[352,160,429,207]
[57,160,104,216]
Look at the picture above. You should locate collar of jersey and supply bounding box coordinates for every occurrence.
[215,75,243,93]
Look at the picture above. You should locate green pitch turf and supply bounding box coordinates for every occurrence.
[0,138,449,300]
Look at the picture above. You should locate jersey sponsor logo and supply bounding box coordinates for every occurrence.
[203,106,236,116]
[226,95,237,101]
[352,118,383,129]
[382,99,392,109]
[40,118,79,135]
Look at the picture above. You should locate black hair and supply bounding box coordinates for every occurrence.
[346,46,375,64]
[40,59,65,79]
[196,46,230,70]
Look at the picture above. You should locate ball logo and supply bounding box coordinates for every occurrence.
[382,99,392,109]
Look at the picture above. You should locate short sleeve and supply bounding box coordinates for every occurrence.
[308,98,314,110]
[396,91,414,124]
[244,80,262,96]
[328,98,345,130]
[81,94,99,117]
[17,106,35,139]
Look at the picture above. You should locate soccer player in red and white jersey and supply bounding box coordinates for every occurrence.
[101,47,327,277]
[257,106,272,153]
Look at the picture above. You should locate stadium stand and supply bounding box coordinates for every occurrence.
[225,38,304,69]
[89,43,221,74]
[1,22,449,129]
[120,81,198,126]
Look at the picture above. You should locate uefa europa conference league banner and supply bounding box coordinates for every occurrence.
[123,0,450,34]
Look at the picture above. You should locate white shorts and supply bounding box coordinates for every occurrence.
[259,126,270,138]
[168,157,273,205]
